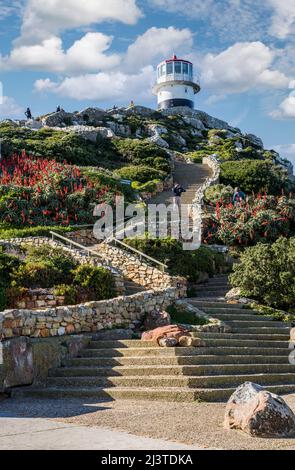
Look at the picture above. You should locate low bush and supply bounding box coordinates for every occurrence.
[204,184,234,204]
[0,248,21,288]
[229,237,295,310]
[167,305,208,326]
[220,160,290,194]
[123,236,226,282]
[73,265,115,300]
[53,284,80,305]
[115,165,167,184]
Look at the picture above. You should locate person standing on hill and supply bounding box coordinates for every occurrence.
[25,107,32,120]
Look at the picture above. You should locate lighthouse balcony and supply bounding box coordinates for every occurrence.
[152,76,200,95]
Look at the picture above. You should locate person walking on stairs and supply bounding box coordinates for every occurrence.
[173,183,186,210]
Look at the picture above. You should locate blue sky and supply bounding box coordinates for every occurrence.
[0,0,295,165]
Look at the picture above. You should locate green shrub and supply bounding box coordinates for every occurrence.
[220,160,288,194]
[0,248,20,288]
[11,260,64,288]
[0,225,82,240]
[131,180,159,193]
[24,245,77,280]
[115,165,167,184]
[230,237,295,310]
[204,184,234,204]
[0,287,7,311]
[123,236,226,282]
[73,265,115,300]
[53,284,79,305]
[166,305,208,325]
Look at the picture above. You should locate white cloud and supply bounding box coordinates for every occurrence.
[34,66,154,103]
[0,96,23,119]
[268,0,295,39]
[0,0,24,20]
[19,0,142,43]
[270,81,295,119]
[0,33,121,73]
[201,42,289,94]
[125,27,193,71]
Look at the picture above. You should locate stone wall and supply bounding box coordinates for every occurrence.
[97,241,187,294]
[10,288,66,310]
[0,287,181,341]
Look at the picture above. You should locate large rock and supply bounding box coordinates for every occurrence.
[245,133,264,148]
[2,337,34,388]
[25,119,43,130]
[50,125,115,141]
[106,121,131,137]
[125,105,156,117]
[76,107,107,125]
[224,382,295,437]
[143,309,171,331]
[42,110,75,127]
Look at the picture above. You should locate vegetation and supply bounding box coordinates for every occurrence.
[203,195,295,246]
[124,236,226,282]
[167,304,208,326]
[204,184,234,204]
[0,244,115,310]
[114,165,167,184]
[230,237,295,311]
[220,160,291,194]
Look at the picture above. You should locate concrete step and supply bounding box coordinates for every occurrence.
[200,307,260,314]
[45,372,295,389]
[64,354,291,367]
[88,340,157,349]
[231,326,292,335]
[49,363,295,378]
[13,383,295,403]
[225,320,291,328]
[194,286,229,292]
[198,332,290,341]
[188,301,245,309]
[200,313,273,321]
[201,338,289,348]
[79,346,290,357]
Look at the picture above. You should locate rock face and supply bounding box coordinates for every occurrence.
[3,337,34,388]
[143,309,171,331]
[245,133,264,148]
[147,123,169,148]
[76,107,107,125]
[42,110,75,127]
[224,382,295,437]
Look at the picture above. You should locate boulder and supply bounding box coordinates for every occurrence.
[245,133,264,148]
[24,119,43,130]
[2,337,34,388]
[76,107,107,125]
[182,116,206,130]
[106,121,131,137]
[143,309,171,331]
[224,382,295,437]
[141,324,204,348]
[125,105,156,117]
[42,110,75,127]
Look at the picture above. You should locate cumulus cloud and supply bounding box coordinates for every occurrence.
[34,66,154,103]
[125,27,193,71]
[0,96,23,119]
[270,81,295,119]
[1,33,120,73]
[19,0,142,43]
[268,0,295,39]
[201,42,289,94]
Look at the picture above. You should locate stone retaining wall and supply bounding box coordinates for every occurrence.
[10,288,66,310]
[0,287,180,341]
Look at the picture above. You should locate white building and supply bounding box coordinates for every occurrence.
[153,55,200,110]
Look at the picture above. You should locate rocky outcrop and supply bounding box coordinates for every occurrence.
[41,110,75,127]
[224,382,295,437]
[106,120,131,137]
[147,123,169,148]
[75,107,107,125]
[161,107,234,131]
[50,125,115,141]
[245,133,264,148]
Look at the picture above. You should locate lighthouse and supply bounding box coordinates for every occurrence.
[153,55,200,110]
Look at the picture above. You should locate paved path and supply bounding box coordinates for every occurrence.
[0,405,203,450]
[150,160,211,205]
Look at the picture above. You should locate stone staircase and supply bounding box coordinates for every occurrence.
[12,274,295,403]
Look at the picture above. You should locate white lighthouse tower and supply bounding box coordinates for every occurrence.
[152,55,200,110]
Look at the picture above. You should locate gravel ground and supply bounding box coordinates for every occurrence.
[2,395,295,450]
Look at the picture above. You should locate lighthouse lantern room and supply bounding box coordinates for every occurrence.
[153,55,200,110]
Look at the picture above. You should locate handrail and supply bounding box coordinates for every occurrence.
[49,231,102,258]
[112,238,168,272]
[50,230,168,273]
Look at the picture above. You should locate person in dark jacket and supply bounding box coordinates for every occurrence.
[173,183,186,209]
[233,187,246,205]
[25,107,32,120]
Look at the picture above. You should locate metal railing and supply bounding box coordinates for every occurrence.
[50,230,168,273]
[112,238,168,272]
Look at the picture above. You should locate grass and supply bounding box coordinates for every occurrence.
[167,305,208,326]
